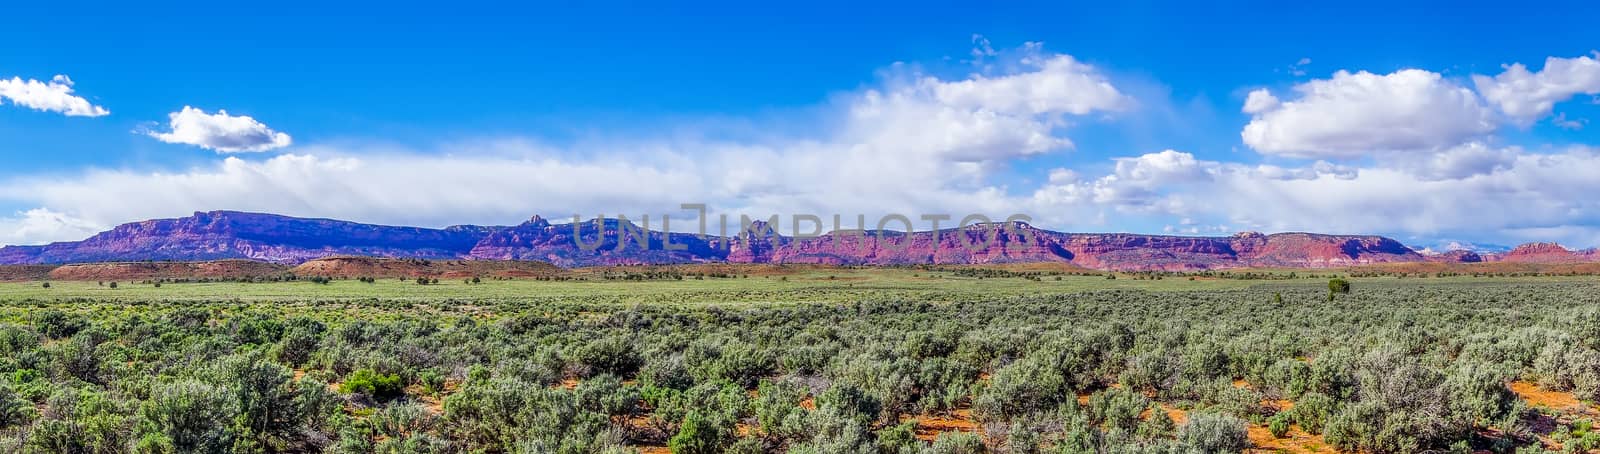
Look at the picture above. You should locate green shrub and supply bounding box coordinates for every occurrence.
[1329,278,1351,294]
[341,369,404,398]
[1267,412,1291,438]
[668,411,725,454]
[1178,412,1250,453]
[137,380,238,453]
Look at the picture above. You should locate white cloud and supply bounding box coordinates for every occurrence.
[146,106,293,152]
[0,43,1137,243]
[1289,57,1311,76]
[1241,69,1496,159]
[1553,113,1587,130]
[9,142,1600,248]
[1388,142,1518,181]
[0,75,109,117]
[1241,89,1279,114]
[7,45,1600,250]
[1473,54,1600,126]
[1029,146,1600,246]
[0,208,103,246]
[846,52,1130,162]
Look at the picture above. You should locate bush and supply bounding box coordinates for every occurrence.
[1178,413,1250,453]
[924,431,985,453]
[1267,413,1291,438]
[668,411,725,454]
[1329,278,1351,294]
[1291,392,1335,434]
[341,369,404,398]
[137,380,238,453]
[0,382,33,429]
[31,310,86,339]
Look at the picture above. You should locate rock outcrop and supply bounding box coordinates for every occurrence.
[1,210,1591,270]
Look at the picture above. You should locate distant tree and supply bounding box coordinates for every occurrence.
[1328,278,1351,294]
[471,276,481,284]
[108,282,118,289]
[40,282,49,289]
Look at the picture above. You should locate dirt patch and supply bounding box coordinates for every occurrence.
[1508,380,1599,451]
[0,265,56,282]
[48,260,289,281]
[1246,424,1336,453]
[1153,403,1187,425]
[1510,381,1597,414]
[899,408,981,441]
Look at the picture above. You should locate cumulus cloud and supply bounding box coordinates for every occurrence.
[146,106,293,152]
[8,44,1600,249]
[1473,54,1600,126]
[846,52,1130,162]
[0,75,109,117]
[1241,89,1279,114]
[0,44,1135,243]
[0,208,103,246]
[1031,150,1357,213]
[1029,146,1600,246]
[9,142,1600,248]
[1241,69,1496,159]
[1389,142,1518,181]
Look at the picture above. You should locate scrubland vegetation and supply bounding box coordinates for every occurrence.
[0,272,1598,453]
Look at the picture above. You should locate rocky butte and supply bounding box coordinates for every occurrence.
[0,210,1592,270]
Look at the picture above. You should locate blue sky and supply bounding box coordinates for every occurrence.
[3,2,1600,250]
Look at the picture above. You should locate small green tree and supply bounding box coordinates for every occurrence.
[1328,278,1351,294]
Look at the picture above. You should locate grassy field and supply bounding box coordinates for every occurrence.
[2,269,1600,453]
[1,267,1594,303]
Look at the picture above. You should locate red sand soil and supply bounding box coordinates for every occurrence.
[898,408,981,441]
[48,260,289,281]
[0,265,55,282]
[557,378,580,390]
[1507,380,1599,451]
[1510,380,1597,414]
[1246,424,1337,453]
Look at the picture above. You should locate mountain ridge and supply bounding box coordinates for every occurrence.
[0,210,1592,270]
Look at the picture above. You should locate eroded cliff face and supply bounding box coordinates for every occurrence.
[723,222,1071,265]
[4,210,1587,270]
[0,211,488,264]
[467,216,725,267]
[1485,242,1600,263]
